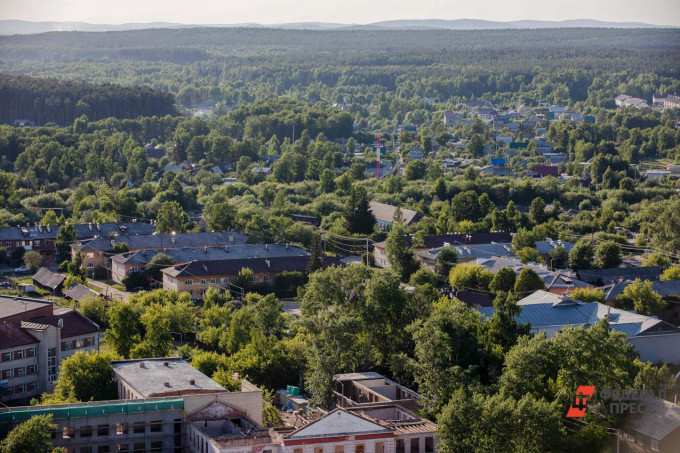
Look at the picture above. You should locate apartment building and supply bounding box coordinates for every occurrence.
[0,222,156,262]
[72,231,248,275]
[161,255,310,299]
[110,243,307,285]
[0,296,99,404]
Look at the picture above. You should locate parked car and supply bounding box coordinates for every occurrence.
[14,266,29,273]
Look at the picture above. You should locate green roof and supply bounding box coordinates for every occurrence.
[0,398,184,425]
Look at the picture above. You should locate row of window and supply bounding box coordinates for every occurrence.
[61,421,164,439]
[1,364,38,379]
[61,337,95,352]
[3,240,51,247]
[4,381,37,395]
[63,443,165,453]
[183,275,269,286]
[1,347,37,362]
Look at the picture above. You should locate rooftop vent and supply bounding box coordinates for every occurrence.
[229,235,234,243]
[265,244,269,251]
[265,259,271,269]
[163,361,169,366]
[225,245,229,253]
[171,237,176,244]
[189,379,195,385]
[204,247,207,254]
[96,223,101,231]
[139,362,145,368]
[46,226,51,233]
[164,382,170,387]
[88,223,93,231]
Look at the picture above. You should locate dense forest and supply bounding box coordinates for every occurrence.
[0,74,176,125]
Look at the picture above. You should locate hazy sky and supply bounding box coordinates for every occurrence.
[1,0,679,26]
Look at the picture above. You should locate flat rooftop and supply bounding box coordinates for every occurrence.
[111,358,226,398]
[0,295,52,320]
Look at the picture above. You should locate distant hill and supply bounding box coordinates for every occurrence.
[1,18,676,35]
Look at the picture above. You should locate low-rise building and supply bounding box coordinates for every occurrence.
[111,243,307,285]
[72,231,248,274]
[0,296,99,404]
[161,254,310,299]
[369,202,421,229]
[476,290,680,363]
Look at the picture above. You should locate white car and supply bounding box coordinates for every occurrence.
[14,266,29,273]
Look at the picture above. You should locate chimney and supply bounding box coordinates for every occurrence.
[265,244,269,251]
[285,243,289,249]
[46,225,51,233]
[265,259,271,269]
[96,223,101,231]
[189,379,195,385]
[204,247,207,254]
[225,245,229,253]
[139,362,145,368]
[88,223,92,231]
[164,382,170,387]
[163,361,169,366]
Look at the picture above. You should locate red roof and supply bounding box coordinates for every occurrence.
[0,322,39,350]
[33,309,99,339]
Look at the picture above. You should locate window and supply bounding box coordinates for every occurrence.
[220,278,228,284]
[34,240,40,246]
[79,447,92,453]
[335,446,345,453]
[410,438,419,453]
[2,369,13,379]
[425,437,434,453]
[651,439,659,451]
[27,347,37,357]
[26,382,36,393]
[315,447,324,453]
[76,339,84,348]
[116,445,128,453]
[133,443,145,452]
[210,278,216,284]
[48,348,57,382]
[80,425,93,437]
[252,276,258,282]
[133,422,145,434]
[62,342,73,351]
[97,447,110,453]
[185,279,193,285]
[4,242,10,247]
[98,424,109,436]
[87,262,94,268]
[15,350,24,359]
[294,449,303,453]
[376,443,385,453]
[116,423,127,435]
[131,267,138,273]
[150,420,162,432]
[87,253,94,258]
[15,367,25,377]
[263,275,269,281]
[356,445,365,453]
[84,337,93,347]
[14,384,25,394]
[2,352,11,362]
[150,441,163,452]
[199,279,206,285]
[63,426,75,439]
[396,440,405,453]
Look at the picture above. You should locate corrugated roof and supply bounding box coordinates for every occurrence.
[63,283,100,302]
[0,222,155,242]
[369,202,421,225]
[576,267,662,285]
[162,255,310,278]
[625,397,680,441]
[32,267,66,290]
[477,290,678,338]
[111,244,307,265]
[73,231,248,251]
[0,323,39,349]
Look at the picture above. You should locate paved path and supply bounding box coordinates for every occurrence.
[87,279,132,302]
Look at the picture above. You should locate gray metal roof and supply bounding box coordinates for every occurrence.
[63,283,100,302]
[111,358,225,398]
[73,231,248,252]
[625,396,680,441]
[369,202,421,225]
[476,290,677,338]
[605,280,680,301]
[0,296,52,321]
[576,267,662,285]
[0,222,155,242]
[32,267,66,290]
[111,244,306,265]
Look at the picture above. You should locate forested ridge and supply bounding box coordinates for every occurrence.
[0,74,177,126]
